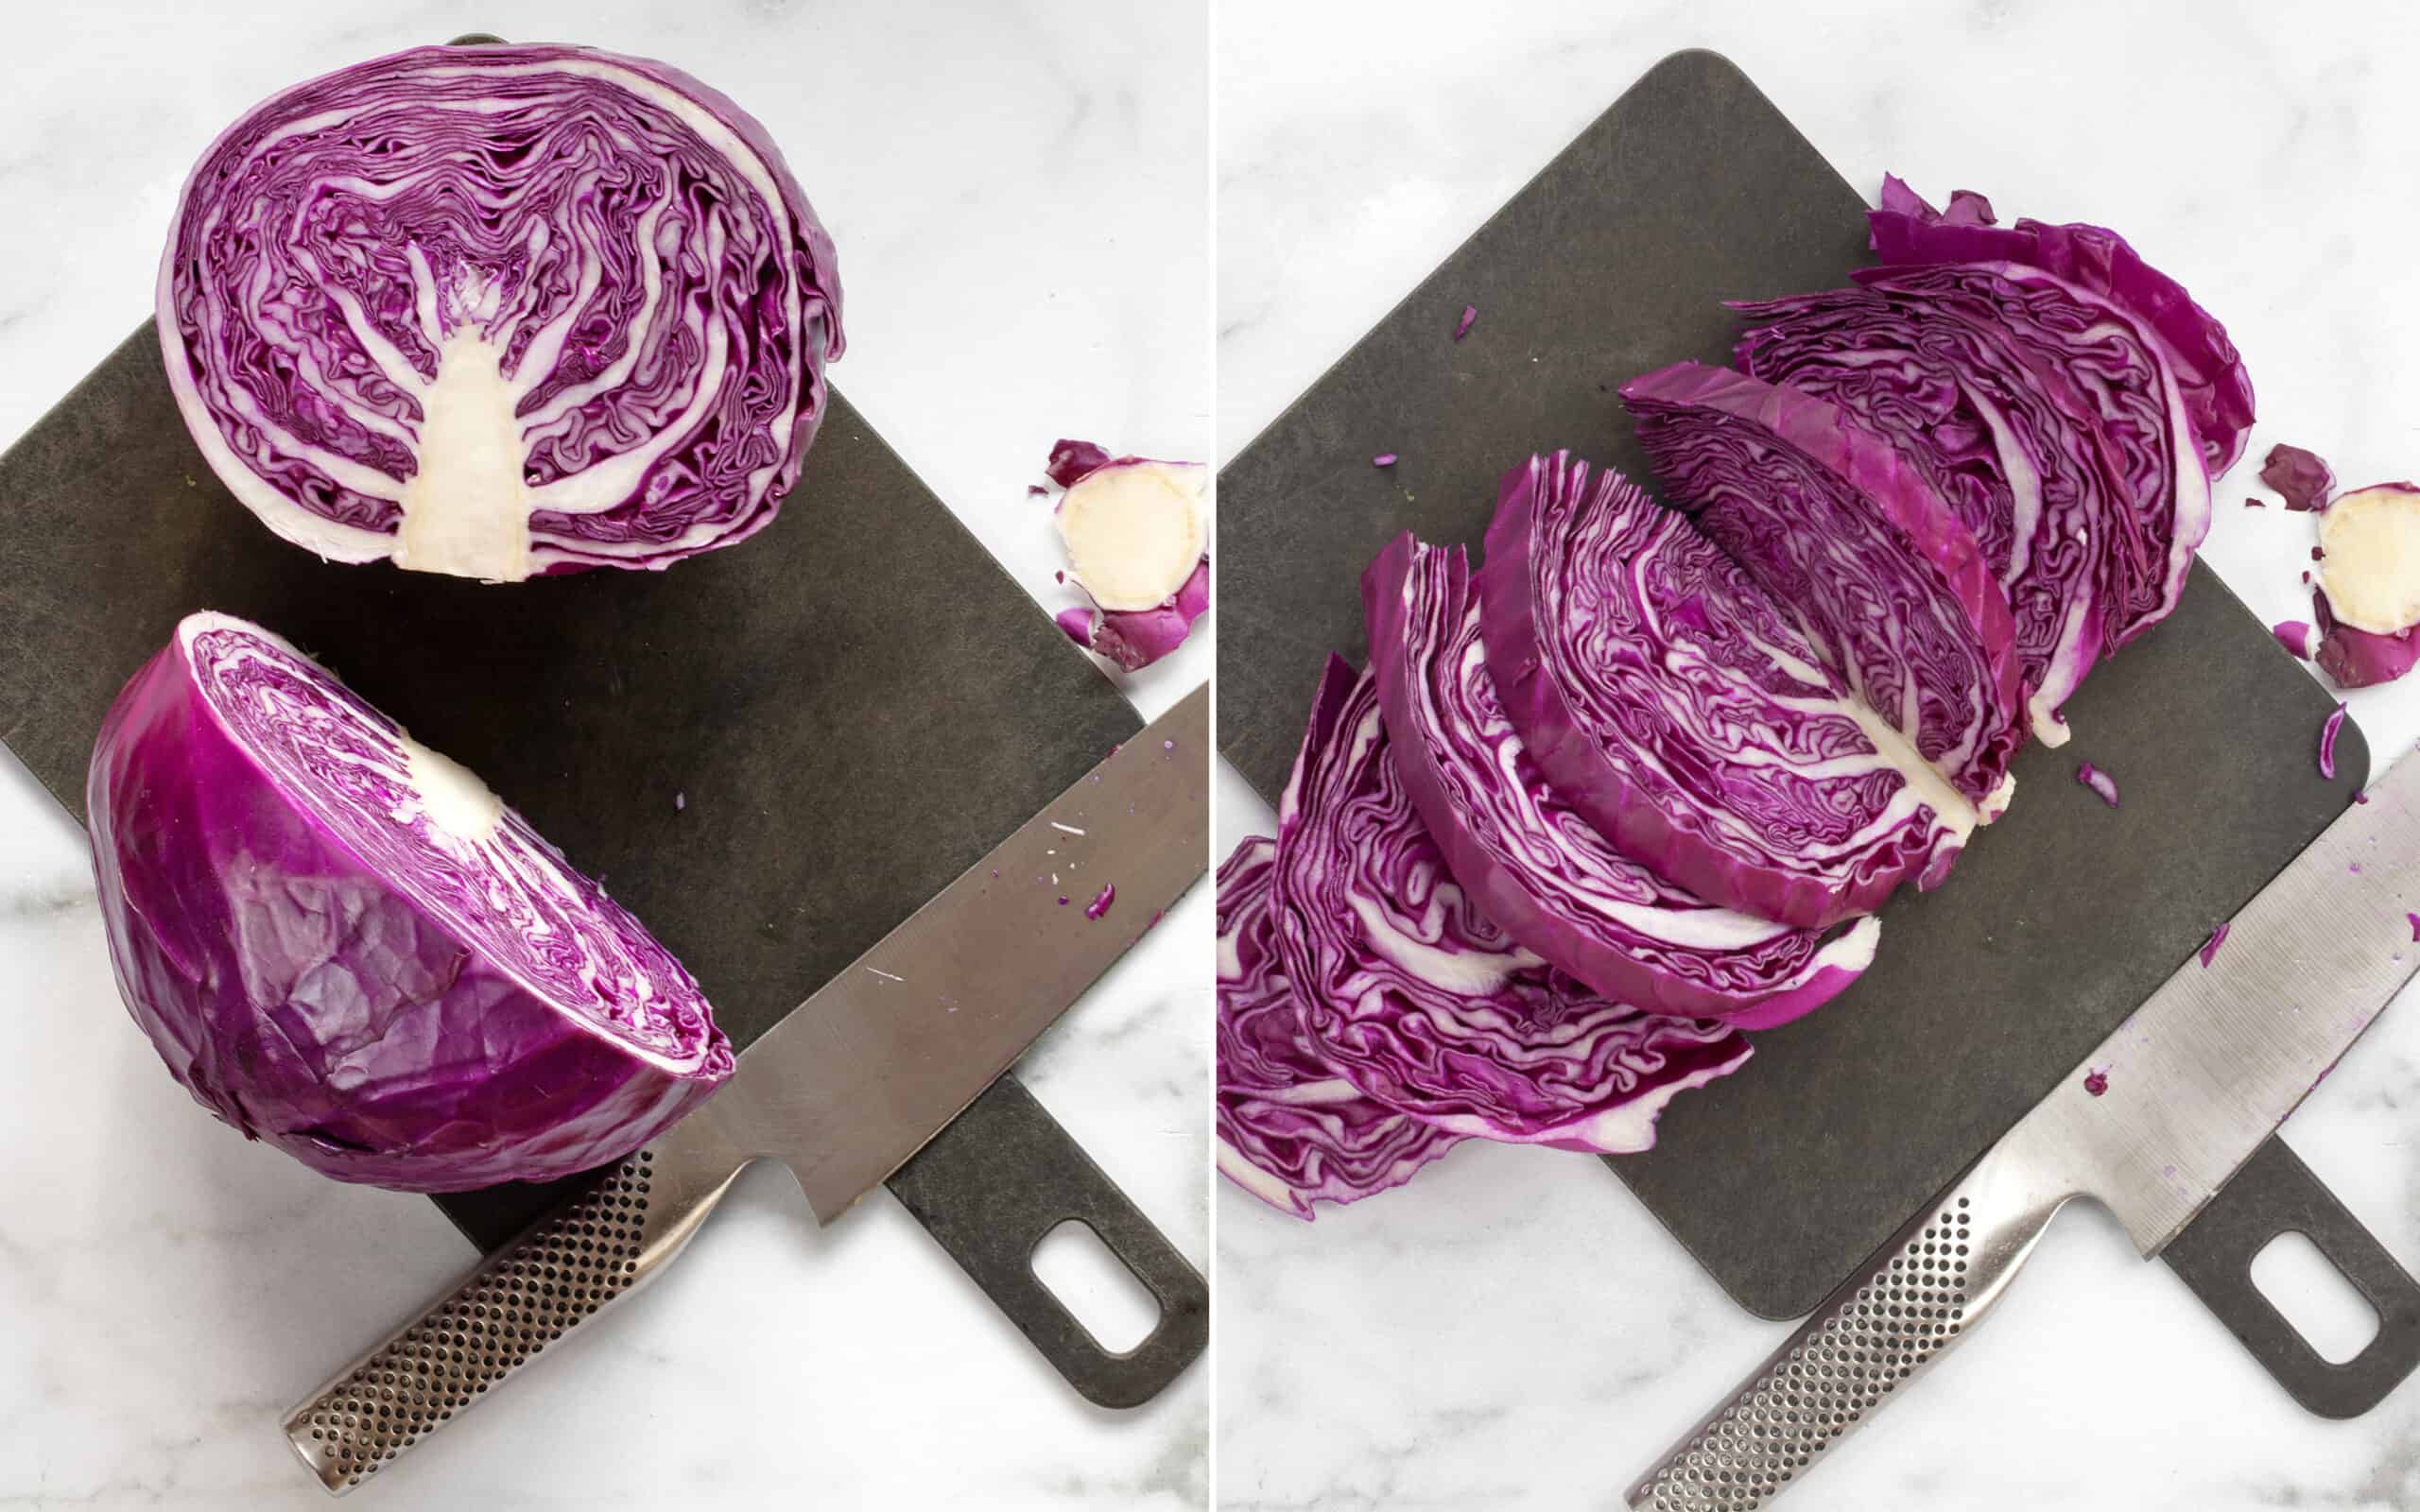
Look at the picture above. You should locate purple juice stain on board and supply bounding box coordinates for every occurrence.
[2083,1069,2109,1097]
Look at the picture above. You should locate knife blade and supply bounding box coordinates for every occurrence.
[1628,747,2420,1510]
[284,683,1208,1495]
[716,681,1209,1220]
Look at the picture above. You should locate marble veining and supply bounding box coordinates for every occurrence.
[1219,2,2420,1508]
[0,1,1206,1507]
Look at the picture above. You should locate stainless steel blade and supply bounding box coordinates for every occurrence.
[707,682,1208,1221]
[2016,747,2420,1257]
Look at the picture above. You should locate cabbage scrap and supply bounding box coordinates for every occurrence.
[1046,440,1210,672]
[1217,836,1462,1218]
[1364,532,1878,1025]
[86,612,734,1191]
[1480,450,1974,929]
[2311,485,2420,688]
[2262,445,2335,511]
[160,44,843,581]
[1270,657,1750,1152]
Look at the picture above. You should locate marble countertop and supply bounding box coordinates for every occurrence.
[0,3,1207,1508]
[1216,3,2420,1508]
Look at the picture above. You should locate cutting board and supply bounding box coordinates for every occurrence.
[1219,49,2419,1417]
[0,325,1206,1407]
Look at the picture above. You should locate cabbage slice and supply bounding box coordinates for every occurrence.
[159,43,843,581]
[1270,656,1750,1153]
[1479,451,1972,930]
[1735,279,2116,745]
[1835,264,2210,653]
[1364,533,1877,1025]
[1867,174,2254,478]
[87,611,733,1191]
[1623,364,2023,817]
[2314,485,2420,688]
[1216,836,1462,1218]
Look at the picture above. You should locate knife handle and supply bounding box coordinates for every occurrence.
[1625,1137,2073,1510]
[282,1124,750,1496]
[887,1074,1209,1409]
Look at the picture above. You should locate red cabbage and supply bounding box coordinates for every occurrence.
[1868,174,2254,477]
[2273,620,2317,661]
[2321,702,2347,780]
[1479,451,1972,930]
[159,43,843,582]
[1216,836,1463,1218]
[1270,657,1751,1152]
[87,612,734,1191]
[1734,278,2118,745]
[1363,532,1879,1026]
[2200,922,2231,968]
[2262,444,2335,511]
[1621,364,2023,816]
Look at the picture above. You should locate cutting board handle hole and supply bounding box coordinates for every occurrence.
[1032,1218,1161,1354]
[2252,1229,2381,1364]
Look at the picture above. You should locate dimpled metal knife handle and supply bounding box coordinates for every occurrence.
[1626,1136,2073,1510]
[284,1116,750,1495]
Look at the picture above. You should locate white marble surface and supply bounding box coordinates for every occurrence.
[1217,3,2420,1508]
[0,3,1207,1508]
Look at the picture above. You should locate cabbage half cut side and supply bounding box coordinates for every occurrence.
[1363,532,1877,1026]
[1621,364,2023,817]
[158,43,844,581]
[86,612,734,1191]
[1269,655,1749,1153]
[1478,451,1972,931]
[1216,836,1464,1218]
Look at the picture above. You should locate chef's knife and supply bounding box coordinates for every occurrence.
[1628,747,2420,1510]
[285,684,1208,1495]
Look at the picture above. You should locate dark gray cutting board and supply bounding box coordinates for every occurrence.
[0,323,1207,1406]
[1219,49,2417,1416]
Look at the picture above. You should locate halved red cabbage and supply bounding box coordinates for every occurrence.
[1216,836,1462,1218]
[1867,174,2254,477]
[1364,532,1878,1025]
[87,612,734,1191]
[1621,365,2024,818]
[1479,452,1969,930]
[1734,280,2115,745]
[1270,656,1751,1152]
[160,43,843,582]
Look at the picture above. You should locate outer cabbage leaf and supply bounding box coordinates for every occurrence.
[159,43,844,581]
[1868,174,2254,477]
[1734,280,2114,745]
[1621,364,2023,816]
[1270,655,1751,1152]
[87,612,734,1191]
[1216,836,1462,1218]
[1364,532,1878,1025]
[1478,452,1968,930]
